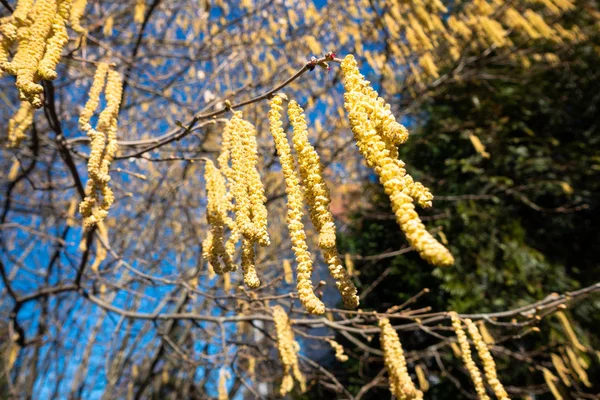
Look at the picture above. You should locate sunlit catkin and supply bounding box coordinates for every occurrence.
[269,95,324,315]
[7,101,34,147]
[465,319,509,400]
[565,346,591,387]
[79,65,122,228]
[228,113,270,246]
[550,353,571,387]
[14,2,49,101]
[288,100,359,309]
[542,368,563,400]
[69,0,88,34]
[327,339,349,362]
[241,238,260,288]
[379,318,423,400]
[341,55,454,267]
[555,311,587,353]
[273,306,306,396]
[415,364,429,392]
[38,0,70,81]
[204,159,237,274]
[450,313,490,400]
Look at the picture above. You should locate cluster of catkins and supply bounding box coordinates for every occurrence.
[202,112,269,289]
[341,54,454,267]
[450,312,509,400]
[269,95,359,314]
[78,63,123,228]
[272,306,306,396]
[0,0,87,108]
[203,95,359,314]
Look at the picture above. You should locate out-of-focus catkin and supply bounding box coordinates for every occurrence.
[465,319,509,400]
[218,367,229,400]
[450,313,490,400]
[7,101,34,147]
[542,368,563,400]
[327,339,349,362]
[241,238,260,288]
[379,318,423,400]
[269,95,324,315]
[341,55,454,267]
[555,311,587,353]
[273,306,306,396]
[288,100,359,309]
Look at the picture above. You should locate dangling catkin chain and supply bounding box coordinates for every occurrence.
[228,112,270,247]
[450,313,490,400]
[204,159,237,274]
[288,100,359,309]
[7,101,34,147]
[273,306,306,396]
[0,0,73,108]
[269,95,324,315]
[79,64,123,228]
[379,318,423,400]
[465,319,510,400]
[327,339,348,362]
[341,54,454,267]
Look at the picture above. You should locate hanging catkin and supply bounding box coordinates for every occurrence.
[379,318,423,400]
[269,95,324,315]
[288,100,359,309]
[341,54,454,267]
[79,65,123,228]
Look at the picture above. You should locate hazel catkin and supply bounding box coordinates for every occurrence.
[269,95,324,315]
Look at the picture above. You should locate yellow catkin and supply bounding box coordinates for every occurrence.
[69,0,88,34]
[12,0,56,107]
[419,52,439,79]
[550,353,571,387]
[8,158,20,181]
[469,133,491,158]
[477,321,495,345]
[269,95,324,315]
[90,221,108,272]
[555,311,587,353]
[218,367,229,400]
[228,113,270,246]
[134,0,146,24]
[542,368,563,400]
[565,347,591,387]
[204,159,237,274]
[7,101,34,147]
[273,306,306,396]
[465,319,509,400]
[327,339,349,362]
[37,0,70,81]
[223,272,231,292]
[345,253,354,276]
[379,318,423,400]
[283,259,293,284]
[247,356,256,379]
[341,55,454,267]
[79,66,122,228]
[288,100,359,309]
[415,364,429,392]
[450,313,490,400]
[241,237,260,288]
[450,342,462,357]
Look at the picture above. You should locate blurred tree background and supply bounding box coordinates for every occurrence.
[328,6,600,399]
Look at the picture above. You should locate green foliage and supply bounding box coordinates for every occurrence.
[333,30,600,399]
